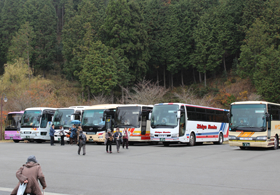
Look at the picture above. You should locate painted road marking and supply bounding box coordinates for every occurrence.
[0,187,70,195]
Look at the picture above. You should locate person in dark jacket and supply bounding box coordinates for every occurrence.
[49,124,55,146]
[114,128,122,153]
[11,155,47,195]
[105,129,113,153]
[78,130,87,155]
[70,125,77,145]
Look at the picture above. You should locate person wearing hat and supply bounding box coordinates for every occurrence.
[78,130,87,155]
[105,129,113,153]
[11,155,47,195]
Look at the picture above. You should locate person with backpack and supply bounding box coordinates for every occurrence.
[105,129,113,153]
[114,128,122,153]
[11,155,47,195]
[70,125,77,145]
[78,130,87,155]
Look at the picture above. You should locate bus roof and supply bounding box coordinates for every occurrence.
[117,104,153,108]
[69,106,90,109]
[231,101,270,105]
[84,104,122,110]
[155,103,228,111]
[8,111,24,114]
[24,107,57,111]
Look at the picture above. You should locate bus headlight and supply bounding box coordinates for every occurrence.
[229,135,237,140]
[172,133,178,138]
[256,136,267,141]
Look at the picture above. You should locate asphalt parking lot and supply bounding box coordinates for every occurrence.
[1,141,280,195]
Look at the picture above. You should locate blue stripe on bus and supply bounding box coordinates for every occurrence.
[196,132,219,135]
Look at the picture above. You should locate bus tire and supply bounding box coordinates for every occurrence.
[13,140,19,143]
[274,135,279,150]
[163,142,169,147]
[214,133,223,145]
[189,133,195,146]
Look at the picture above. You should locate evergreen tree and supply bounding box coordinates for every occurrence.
[78,23,129,95]
[100,0,149,82]
[7,22,35,66]
[62,0,103,79]
[0,0,26,73]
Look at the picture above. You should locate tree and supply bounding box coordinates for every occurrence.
[62,0,103,80]
[7,22,35,72]
[0,0,26,73]
[100,0,149,82]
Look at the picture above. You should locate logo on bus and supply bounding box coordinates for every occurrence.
[197,124,217,130]
[275,125,280,129]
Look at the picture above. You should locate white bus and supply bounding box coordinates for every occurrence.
[53,106,89,142]
[114,104,153,144]
[20,107,57,143]
[82,104,121,144]
[229,101,280,150]
[150,103,229,146]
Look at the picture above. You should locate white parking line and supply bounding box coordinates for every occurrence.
[0,187,70,195]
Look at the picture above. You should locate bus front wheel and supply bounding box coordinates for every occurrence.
[274,135,279,150]
[13,140,19,143]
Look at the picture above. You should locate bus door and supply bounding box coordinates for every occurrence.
[141,115,147,135]
[179,106,186,137]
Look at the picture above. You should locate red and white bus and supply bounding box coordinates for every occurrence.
[150,103,229,146]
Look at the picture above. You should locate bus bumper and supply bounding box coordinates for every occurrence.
[229,140,271,148]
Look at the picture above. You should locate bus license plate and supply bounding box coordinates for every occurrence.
[58,138,61,141]
[89,139,93,142]
[160,138,165,141]
[243,143,250,147]
[10,137,13,140]
[26,136,30,138]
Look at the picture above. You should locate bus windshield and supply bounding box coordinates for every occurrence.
[21,110,42,128]
[82,109,105,127]
[53,109,74,129]
[115,107,141,128]
[151,104,179,128]
[5,113,22,130]
[230,104,266,131]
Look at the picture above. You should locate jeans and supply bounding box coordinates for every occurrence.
[106,139,112,152]
[50,136,54,145]
[78,142,86,155]
[116,140,121,152]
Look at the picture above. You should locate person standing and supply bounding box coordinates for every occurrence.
[78,130,87,155]
[105,129,113,153]
[70,125,77,145]
[59,125,65,146]
[11,155,47,195]
[50,124,55,146]
[114,128,122,153]
[122,127,129,149]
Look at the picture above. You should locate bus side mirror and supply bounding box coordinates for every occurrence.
[266,113,270,121]
[177,111,180,119]
[149,113,151,120]
[70,115,75,121]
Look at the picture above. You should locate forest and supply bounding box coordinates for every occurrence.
[0,0,280,113]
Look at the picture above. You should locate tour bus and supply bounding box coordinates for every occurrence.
[20,107,57,143]
[229,101,280,150]
[4,111,24,142]
[82,104,120,144]
[53,106,89,142]
[114,104,153,144]
[150,103,229,146]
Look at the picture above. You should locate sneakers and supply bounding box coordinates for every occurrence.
[107,151,109,153]
[110,151,112,153]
